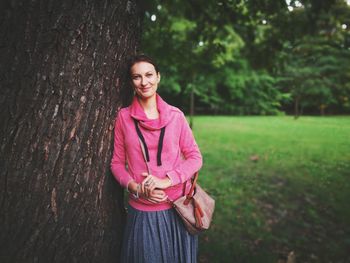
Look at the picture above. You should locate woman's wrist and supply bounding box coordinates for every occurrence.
[127,181,140,195]
[133,184,141,199]
[162,176,172,188]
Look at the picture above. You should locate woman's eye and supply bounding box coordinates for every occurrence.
[146,74,153,77]
[132,76,140,80]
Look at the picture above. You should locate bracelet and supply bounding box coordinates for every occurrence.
[126,180,133,193]
[132,184,140,199]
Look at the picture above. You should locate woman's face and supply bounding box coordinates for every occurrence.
[130,61,160,100]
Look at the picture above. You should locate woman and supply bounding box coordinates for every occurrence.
[110,54,203,263]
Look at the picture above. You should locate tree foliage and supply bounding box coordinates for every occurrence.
[141,0,350,115]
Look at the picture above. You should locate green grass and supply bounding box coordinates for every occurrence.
[192,116,350,263]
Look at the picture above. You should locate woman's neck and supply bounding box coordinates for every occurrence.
[138,95,159,119]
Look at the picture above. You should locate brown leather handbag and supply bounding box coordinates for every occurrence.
[170,172,215,235]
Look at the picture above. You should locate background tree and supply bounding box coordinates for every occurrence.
[0,0,141,262]
[276,0,350,116]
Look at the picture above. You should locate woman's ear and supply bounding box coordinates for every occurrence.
[157,72,161,83]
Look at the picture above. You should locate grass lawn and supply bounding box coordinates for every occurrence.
[192,116,350,263]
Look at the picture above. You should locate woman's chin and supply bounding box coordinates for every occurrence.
[137,91,156,100]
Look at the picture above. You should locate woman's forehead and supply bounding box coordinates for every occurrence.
[131,62,156,74]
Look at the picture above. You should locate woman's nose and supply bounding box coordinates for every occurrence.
[141,77,147,86]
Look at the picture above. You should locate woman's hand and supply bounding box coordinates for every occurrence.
[140,172,171,197]
[128,180,168,203]
[143,189,168,203]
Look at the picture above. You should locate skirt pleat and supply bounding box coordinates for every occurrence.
[121,205,198,263]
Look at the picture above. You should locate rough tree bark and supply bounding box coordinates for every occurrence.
[0,0,141,262]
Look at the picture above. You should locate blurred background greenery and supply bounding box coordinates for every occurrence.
[193,116,350,262]
[140,0,350,117]
[138,1,350,262]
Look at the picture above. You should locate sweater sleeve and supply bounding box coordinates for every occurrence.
[110,112,133,188]
[166,113,203,186]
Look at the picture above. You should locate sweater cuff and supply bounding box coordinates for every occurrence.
[118,174,134,189]
[166,171,181,186]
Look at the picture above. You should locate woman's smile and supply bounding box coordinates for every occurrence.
[140,86,151,91]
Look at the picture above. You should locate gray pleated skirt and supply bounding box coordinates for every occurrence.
[121,205,198,263]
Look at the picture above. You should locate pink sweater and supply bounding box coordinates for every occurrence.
[110,94,203,211]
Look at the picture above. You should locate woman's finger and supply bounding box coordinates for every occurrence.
[149,195,168,202]
[141,175,152,195]
[149,186,156,194]
[152,189,165,196]
[140,181,146,196]
[147,186,153,197]
[143,182,151,197]
[142,175,152,187]
[148,190,168,202]
[147,181,156,192]
[144,176,156,197]
[152,190,165,198]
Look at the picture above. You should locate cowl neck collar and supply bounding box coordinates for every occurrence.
[129,94,172,130]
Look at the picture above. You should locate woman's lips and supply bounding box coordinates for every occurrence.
[140,87,151,92]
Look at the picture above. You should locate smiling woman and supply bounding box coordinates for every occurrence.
[111,54,203,262]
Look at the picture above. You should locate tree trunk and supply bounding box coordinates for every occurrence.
[320,104,326,116]
[294,95,300,119]
[189,84,194,129]
[0,1,141,262]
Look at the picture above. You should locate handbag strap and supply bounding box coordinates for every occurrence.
[186,172,199,198]
[180,172,199,206]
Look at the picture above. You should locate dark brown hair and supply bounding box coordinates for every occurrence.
[127,54,160,79]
